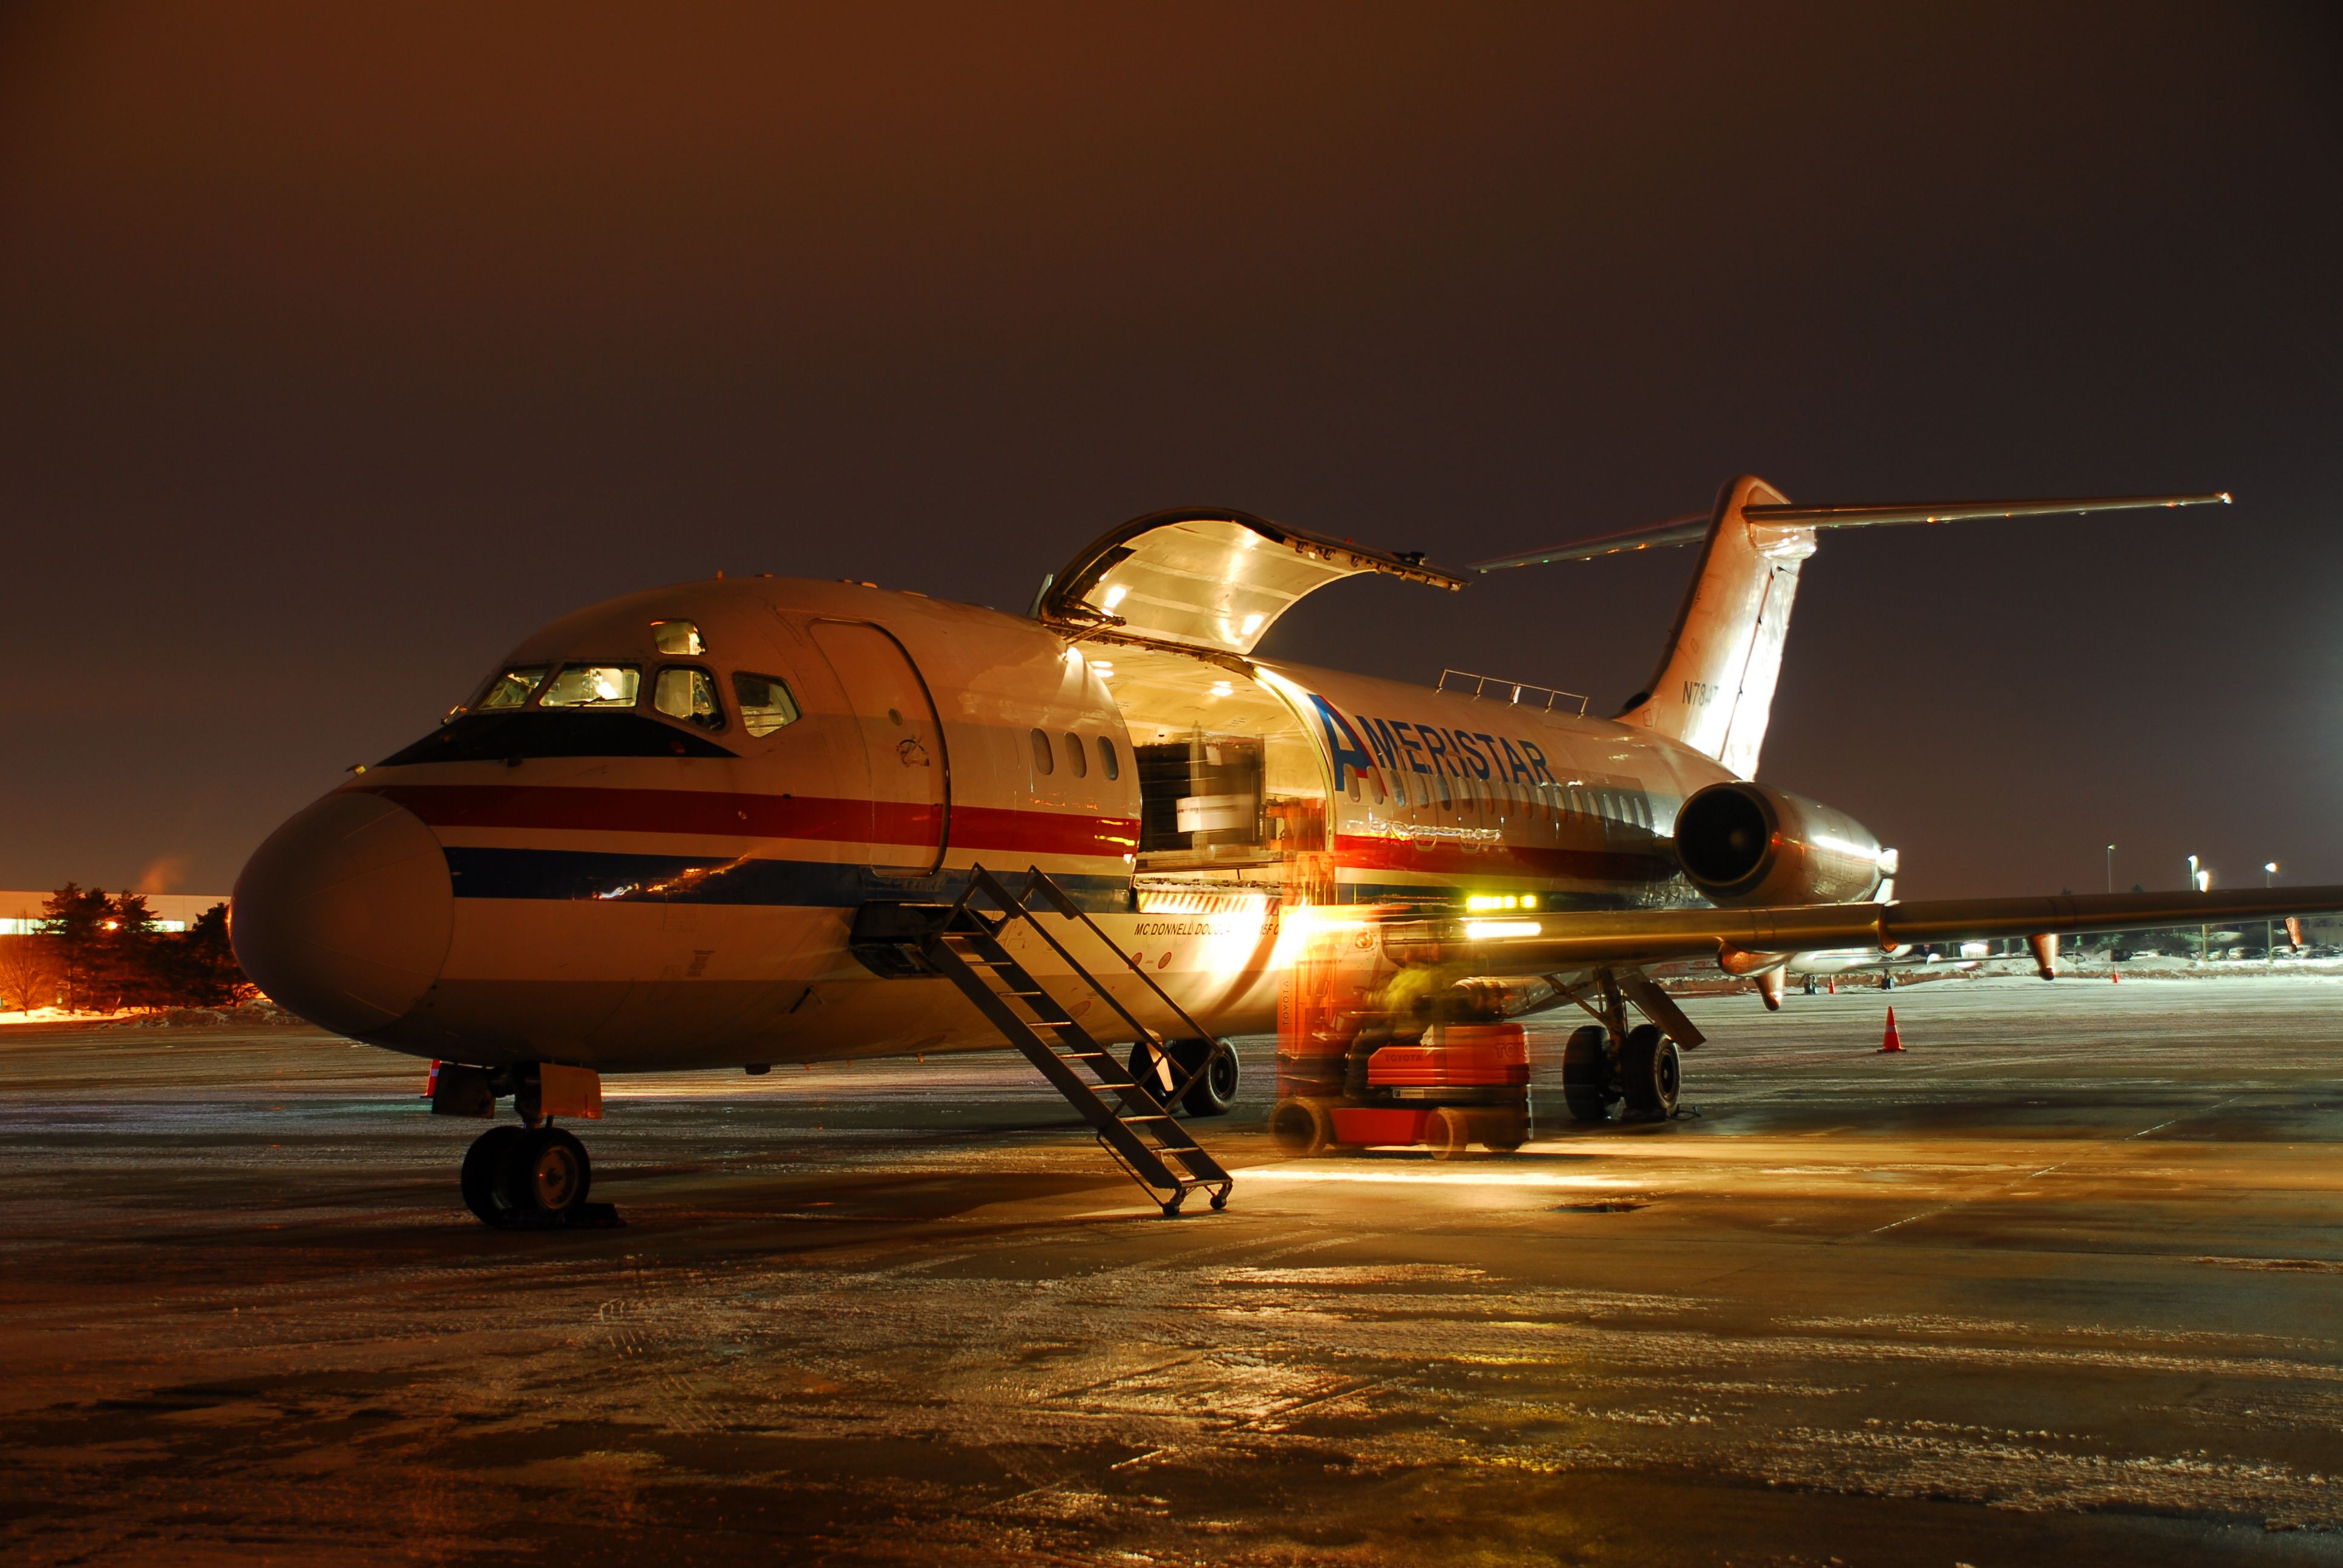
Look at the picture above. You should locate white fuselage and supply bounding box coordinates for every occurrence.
[235,575,1742,1071]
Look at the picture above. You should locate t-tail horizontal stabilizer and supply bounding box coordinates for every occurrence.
[1472,479,2229,779]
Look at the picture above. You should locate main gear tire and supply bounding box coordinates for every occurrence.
[1269,1096,1335,1156]
[1177,1039,1240,1117]
[461,1125,527,1224]
[1620,1024,1682,1119]
[1562,1024,1614,1123]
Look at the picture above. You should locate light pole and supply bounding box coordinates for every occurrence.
[2266,861,2278,961]
[2193,859,2210,963]
[2106,844,2114,896]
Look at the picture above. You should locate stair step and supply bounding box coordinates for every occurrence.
[925,863,1231,1214]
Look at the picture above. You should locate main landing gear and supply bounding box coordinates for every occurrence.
[433,1060,619,1230]
[1127,1037,1242,1117]
[1561,1021,1683,1125]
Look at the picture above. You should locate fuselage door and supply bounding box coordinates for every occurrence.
[808,620,949,878]
[1037,509,1466,656]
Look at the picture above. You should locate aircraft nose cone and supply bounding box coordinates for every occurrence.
[231,791,454,1037]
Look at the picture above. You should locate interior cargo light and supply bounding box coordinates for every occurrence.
[1463,919,1540,939]
[1240,612,1264,636]
[1103,584,1129,609]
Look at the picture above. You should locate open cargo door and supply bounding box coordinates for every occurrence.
[1036,508,1464,656]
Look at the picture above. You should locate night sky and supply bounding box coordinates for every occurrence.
[2,3,2336,901]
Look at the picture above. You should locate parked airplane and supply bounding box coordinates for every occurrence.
[232,476,2339,1227]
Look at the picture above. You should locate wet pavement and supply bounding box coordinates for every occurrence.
[3,975,2342,1565]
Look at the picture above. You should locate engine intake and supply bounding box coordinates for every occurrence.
[1674,781,1886,906]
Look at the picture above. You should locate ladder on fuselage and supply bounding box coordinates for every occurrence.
[924,865,1236,1215]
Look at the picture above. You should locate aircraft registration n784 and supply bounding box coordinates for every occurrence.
[231,476,2342,1227]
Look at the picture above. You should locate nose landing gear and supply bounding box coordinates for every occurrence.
[435,1062,620,1230]
[460,1123,614,1229]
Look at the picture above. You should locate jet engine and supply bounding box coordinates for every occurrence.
[1672,781,1887,907]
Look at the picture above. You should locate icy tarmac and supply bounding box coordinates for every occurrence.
[3,975,2341,1565]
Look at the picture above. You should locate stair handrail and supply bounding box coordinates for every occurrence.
[926,871,1232,1212]
[958,866,1176,1071]
[1006,866,1237,1108]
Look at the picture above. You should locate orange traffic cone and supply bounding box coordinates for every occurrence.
[2111,969,2120,984]
[1878,1007,1904,1053]
[1827,978,1837,995]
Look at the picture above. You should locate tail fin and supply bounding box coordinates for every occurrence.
[1473,480,2230,781]
[1615,476,1807,779]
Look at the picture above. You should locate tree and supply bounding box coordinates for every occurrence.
[163,904,249,1007]
[41,884,111,1011]
[27,887,254,1013]
[0,935,60,1013]
[94,892,161,1011]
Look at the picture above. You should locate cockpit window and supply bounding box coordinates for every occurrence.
[539,664,640,708]
[475,665,548,710]
[654,667,725,731]
[730,671,801,737]
[652,620,704,655]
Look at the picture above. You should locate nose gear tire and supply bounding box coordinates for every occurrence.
[460,1125,527,1223]
[469,1126,595,1229]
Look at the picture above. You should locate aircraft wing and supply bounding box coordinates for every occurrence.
[1383,884,2343,972]
[1470,491,2230,570]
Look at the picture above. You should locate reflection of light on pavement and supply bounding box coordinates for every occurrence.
[1242,1167,1647,1188]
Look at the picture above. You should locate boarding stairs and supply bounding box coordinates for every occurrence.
[923,866,1236,1215]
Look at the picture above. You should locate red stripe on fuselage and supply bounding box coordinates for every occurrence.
[1332,832,1673,884]
[362,783,1138,858]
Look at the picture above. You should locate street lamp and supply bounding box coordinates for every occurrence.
[2189,857,2208,964]
[2266,862,2279,961]
[2106,843,2115,895]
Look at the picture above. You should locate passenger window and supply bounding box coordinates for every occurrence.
[651,620,704,655]
[654,667,725,731]
[730,672,801,737]
[1348,773,1362,803]
[476,665,548,710]
[1098,736,1120,781]
[1064,733,1087,778]
[540,664,640,708]
[1030,728,1055,776]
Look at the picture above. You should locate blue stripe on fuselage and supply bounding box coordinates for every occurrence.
[443,847,1132,912]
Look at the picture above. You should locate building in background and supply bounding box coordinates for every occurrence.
[0,892,230,936]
